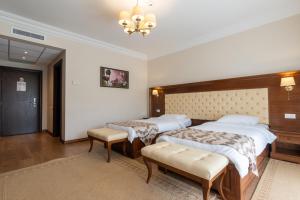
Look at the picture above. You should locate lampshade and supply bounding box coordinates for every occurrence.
[280,77,295,87]
[152,89,159,96]
[144,14,157,28]
[140,28,150,36]
[118,11,131,26]
[123,22,135,34]
[131,5,144,22]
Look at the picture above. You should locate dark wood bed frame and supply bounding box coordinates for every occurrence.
[112,135,147,158]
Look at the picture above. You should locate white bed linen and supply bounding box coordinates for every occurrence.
[107,117,191,143]
[157,122,276,177]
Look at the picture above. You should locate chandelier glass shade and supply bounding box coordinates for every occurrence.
[118,1,156,36]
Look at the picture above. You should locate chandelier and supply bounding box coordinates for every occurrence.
[118,0,157,37]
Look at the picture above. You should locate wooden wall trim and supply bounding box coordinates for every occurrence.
[151,72,299,93]
[149,71,300,132]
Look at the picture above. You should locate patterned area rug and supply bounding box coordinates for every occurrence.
[0,150,220,200]
[252,159,300,200]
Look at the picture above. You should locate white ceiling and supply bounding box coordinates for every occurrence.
[0,36,63,66]
[0,0,300,59]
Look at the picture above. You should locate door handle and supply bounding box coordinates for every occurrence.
[33,98,37,108]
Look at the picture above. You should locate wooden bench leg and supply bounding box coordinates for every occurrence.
[88,137,94,152]
[202,182,212,200]
[216,169,227,200]
[143,158,152,183]
[107,142,112,163]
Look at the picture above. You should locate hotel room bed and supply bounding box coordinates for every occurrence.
[107,114,191,158]
[158,121,276,178]
[156,115,276,200]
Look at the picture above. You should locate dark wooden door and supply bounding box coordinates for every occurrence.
[0,67,41,136]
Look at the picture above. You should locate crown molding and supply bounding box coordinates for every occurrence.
[148,12,300,60]
[0,10,147,60]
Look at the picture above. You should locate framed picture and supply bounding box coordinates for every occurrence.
[100,67,129,89]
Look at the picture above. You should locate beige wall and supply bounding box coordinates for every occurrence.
[0,21,148,141]
[148,14,300,87]
[0,59,48,130]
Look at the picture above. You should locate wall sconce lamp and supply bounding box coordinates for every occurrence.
[281,76,296,100]
[152,89,159,97]
[151,89,160,114]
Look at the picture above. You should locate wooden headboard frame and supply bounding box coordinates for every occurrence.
[149,71,300,132]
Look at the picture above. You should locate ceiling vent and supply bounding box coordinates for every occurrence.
[11,27,45,41]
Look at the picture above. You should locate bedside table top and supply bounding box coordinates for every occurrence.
[271,129,300,145]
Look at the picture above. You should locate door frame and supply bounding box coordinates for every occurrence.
[52,59,62,139]
[0,66,43,136]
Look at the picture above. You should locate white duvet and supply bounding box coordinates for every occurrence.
[107,117,191,143]
[157,122,276,177]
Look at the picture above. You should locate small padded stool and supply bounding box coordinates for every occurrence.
[142,142,229,200]
[87,128,128,162]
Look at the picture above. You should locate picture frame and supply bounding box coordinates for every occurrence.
[100,66,129,89]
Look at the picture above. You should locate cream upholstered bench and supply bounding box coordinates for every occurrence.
[87,128,128,162]
[141,142,229,200]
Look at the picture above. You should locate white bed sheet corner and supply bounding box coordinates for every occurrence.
[157,122,276,178]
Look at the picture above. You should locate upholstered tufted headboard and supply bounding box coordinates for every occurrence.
[165,88,269,124]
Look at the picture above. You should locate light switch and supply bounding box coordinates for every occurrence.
[284,113,296,119]
[72,80,80,85]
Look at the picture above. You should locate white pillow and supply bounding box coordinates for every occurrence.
[159,114,188,120]
[217,114,259,125]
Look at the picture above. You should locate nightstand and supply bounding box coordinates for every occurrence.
[271,129,300,164]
